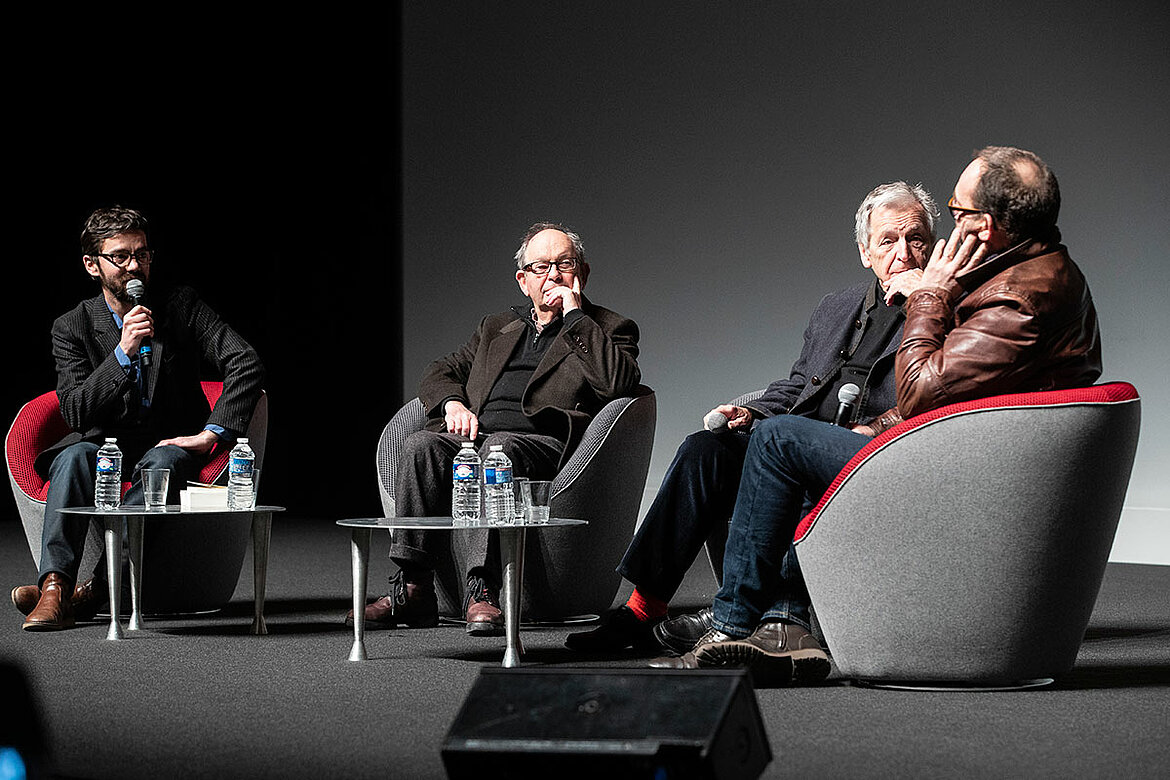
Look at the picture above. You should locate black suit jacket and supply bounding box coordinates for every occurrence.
[38,285,264,472]
[418,297,640,466]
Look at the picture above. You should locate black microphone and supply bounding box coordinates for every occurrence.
[833,383,860,427]
[124,279,152,367]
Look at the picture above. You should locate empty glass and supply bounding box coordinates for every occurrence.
[141,468,170,511]
[521,480,552,525]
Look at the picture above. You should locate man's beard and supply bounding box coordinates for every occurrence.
[99,270,144,306]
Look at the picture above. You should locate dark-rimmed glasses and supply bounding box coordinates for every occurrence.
[947,196,985,222]
[522,258,579,275]
[94,249,155,267]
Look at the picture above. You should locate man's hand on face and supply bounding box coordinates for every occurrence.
[709,404,754,431]
[883,268,926,305]
[919,226,988,299]
[543,277,583,315]
[118,305,154,358]
[444,400,479,440]
[157,430,219,455]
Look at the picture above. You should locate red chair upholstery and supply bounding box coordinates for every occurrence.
[794,382,1141,688]
[5,382,269,614]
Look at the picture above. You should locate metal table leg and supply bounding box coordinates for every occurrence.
[498,526,527,668]
[349,527,372,661]
[251,511,273,635]
[127,516,145,631]
[103,515,124,641]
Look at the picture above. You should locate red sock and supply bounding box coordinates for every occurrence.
[625,588,669,622]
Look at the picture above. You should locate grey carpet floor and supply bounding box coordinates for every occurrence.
[1,518,1167,779]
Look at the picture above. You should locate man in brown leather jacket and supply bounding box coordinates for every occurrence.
[653,147,1102,685]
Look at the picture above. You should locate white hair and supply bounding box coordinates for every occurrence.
[854,182,939,248]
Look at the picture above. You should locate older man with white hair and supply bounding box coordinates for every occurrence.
[568,181,939,654]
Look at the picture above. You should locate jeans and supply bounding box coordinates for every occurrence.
[712,415,868,636]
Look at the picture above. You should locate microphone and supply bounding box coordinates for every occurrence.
[704,410,729,433]
[833,383,861,427]
[124,279,152,367]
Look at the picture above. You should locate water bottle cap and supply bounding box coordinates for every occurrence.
[238,438,249,443]
[105,438,117,443]
[490,444,503,451]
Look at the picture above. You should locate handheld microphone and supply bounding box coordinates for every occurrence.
[704,410,729,433]
[833,383,861,427]
[124,279,152,367]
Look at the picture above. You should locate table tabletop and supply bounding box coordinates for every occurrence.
[59,505,286,517]
[335,516,586,530]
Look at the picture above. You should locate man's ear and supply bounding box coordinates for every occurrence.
[857,243,872,269]
[82,255,101,280]
[977,214,995,243]
[515,269,528,294]
[578,262,590,288]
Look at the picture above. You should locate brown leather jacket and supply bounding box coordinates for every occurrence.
[896,239,1102,419]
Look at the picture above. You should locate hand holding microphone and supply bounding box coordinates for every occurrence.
[122,279,154,367]
[704,404,753,433]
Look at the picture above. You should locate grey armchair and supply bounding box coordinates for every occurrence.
[375,386,657,619]
[794,382,1141,689]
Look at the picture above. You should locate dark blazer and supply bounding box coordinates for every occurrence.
[418,297,640,466]
[39,285,264,470]
[745,281,903,425]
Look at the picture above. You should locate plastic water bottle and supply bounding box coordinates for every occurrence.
[227,438,256,510]
[483,445,515,526]
[94,438,123,510]
[452,441,482,525]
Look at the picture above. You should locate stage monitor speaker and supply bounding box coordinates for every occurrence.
[442,667,771,779]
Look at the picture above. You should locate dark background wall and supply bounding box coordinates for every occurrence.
[7,9,400,522]
[6,3,1168,560]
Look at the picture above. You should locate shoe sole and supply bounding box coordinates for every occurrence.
[693,641,830,687]
[465,620,504,637]
[22,618,75,632]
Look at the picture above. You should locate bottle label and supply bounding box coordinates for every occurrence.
[229,457,253,475]
[484,466,512,485]
[453,463,479,482]
[96,457,119,474]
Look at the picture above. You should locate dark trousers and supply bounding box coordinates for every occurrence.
[617,429,752,601]
[389,430,563,610]
[39,442,208,584]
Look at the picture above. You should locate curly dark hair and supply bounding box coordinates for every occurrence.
[80,206,149,256]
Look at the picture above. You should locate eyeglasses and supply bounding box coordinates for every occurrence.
[947,196,985,221]
[521,258,579,275]
[95,249,154,267]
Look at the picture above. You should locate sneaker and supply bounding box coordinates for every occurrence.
[648,621,830,687]
[464,575,504,637]
[344,570,438,629]
[565,606,662,652]
[652,607,714,655]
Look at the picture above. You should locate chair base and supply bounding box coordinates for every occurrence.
[854,677,1054,692]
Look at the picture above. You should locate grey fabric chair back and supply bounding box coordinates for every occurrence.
[795,383,1141,687]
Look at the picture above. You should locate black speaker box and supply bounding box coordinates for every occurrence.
[442,667,771,779]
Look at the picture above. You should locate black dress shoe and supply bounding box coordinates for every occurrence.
[565,606,662,652]
[652,607,714,655]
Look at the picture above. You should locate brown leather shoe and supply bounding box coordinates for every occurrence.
[344,570,439,629]
[464,576,503,637]
[649,621,831,687]
[22,573,75,631]
[12,578,106,621]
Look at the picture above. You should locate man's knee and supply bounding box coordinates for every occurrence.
[47,442,99,481]
[135,444,189,471]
